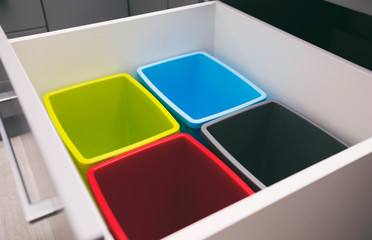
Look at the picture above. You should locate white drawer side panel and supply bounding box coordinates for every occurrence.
[213,2,372,145]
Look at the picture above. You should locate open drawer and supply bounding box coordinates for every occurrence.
[1,1,371,239]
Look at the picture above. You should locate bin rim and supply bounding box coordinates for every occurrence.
[201,99,349,190]
[88,133,254,195]
[137,51,267,129]
[202,99,348,147]
[87,133,254,240]
[43,73,180,166]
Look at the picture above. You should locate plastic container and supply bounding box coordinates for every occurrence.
[137,51,266,143]
[201,100,348,191]
[87,133,254,240]
[44,73,179,182]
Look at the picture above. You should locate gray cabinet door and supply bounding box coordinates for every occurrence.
[169,0,200,8]
[0,0,46,35]
[42,0,129,31]
[6,28,48,39]
[129,0,167,15]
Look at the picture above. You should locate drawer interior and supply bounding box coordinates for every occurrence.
[4,1,372,239]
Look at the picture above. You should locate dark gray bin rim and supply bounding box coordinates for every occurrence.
[201,99,349,191]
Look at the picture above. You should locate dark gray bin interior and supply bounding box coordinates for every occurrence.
[201,100,348,191]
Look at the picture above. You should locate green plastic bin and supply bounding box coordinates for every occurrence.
[44,73,179,183]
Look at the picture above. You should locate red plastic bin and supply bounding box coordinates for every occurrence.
[87,133,254,240]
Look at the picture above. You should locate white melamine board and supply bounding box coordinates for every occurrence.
[165,137,372,240]
[0,28,110,240]
[10,3,215,99]
[213,2,372,146]
[207,149,372,240]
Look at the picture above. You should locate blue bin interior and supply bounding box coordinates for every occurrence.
[138,52,266,128]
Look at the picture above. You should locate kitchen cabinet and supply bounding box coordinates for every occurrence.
[129,0,202,15]
[129,0,167,15]
[42,0,129,31]
[6,28,48,39]
[0,1,371,239]
[324,0,372,16]
[0,63,74,239]
[0,0,47,38]
[0,0,202,36]
[169,0,201,8]
[0,124,75,240]
[221,0,372,70]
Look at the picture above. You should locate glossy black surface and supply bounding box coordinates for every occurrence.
[222,0,372,70]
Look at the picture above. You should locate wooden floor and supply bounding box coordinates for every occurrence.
[0,133,75,240]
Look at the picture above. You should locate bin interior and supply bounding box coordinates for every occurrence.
[89,134,252,240]
[138,52,263,120]
[44,74,174,161]
[205,101,348,187]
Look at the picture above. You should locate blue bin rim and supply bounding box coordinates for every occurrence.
[137,51,267,129]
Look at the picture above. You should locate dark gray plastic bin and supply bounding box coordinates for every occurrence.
[201,100,348,191]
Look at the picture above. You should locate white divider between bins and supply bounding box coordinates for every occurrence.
[164,137,372,240]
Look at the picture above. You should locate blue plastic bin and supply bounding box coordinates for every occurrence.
[137,51,266,143]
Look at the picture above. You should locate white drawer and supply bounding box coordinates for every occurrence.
[1,2,371,239]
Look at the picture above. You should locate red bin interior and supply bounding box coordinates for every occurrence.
[88,133,254,240]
